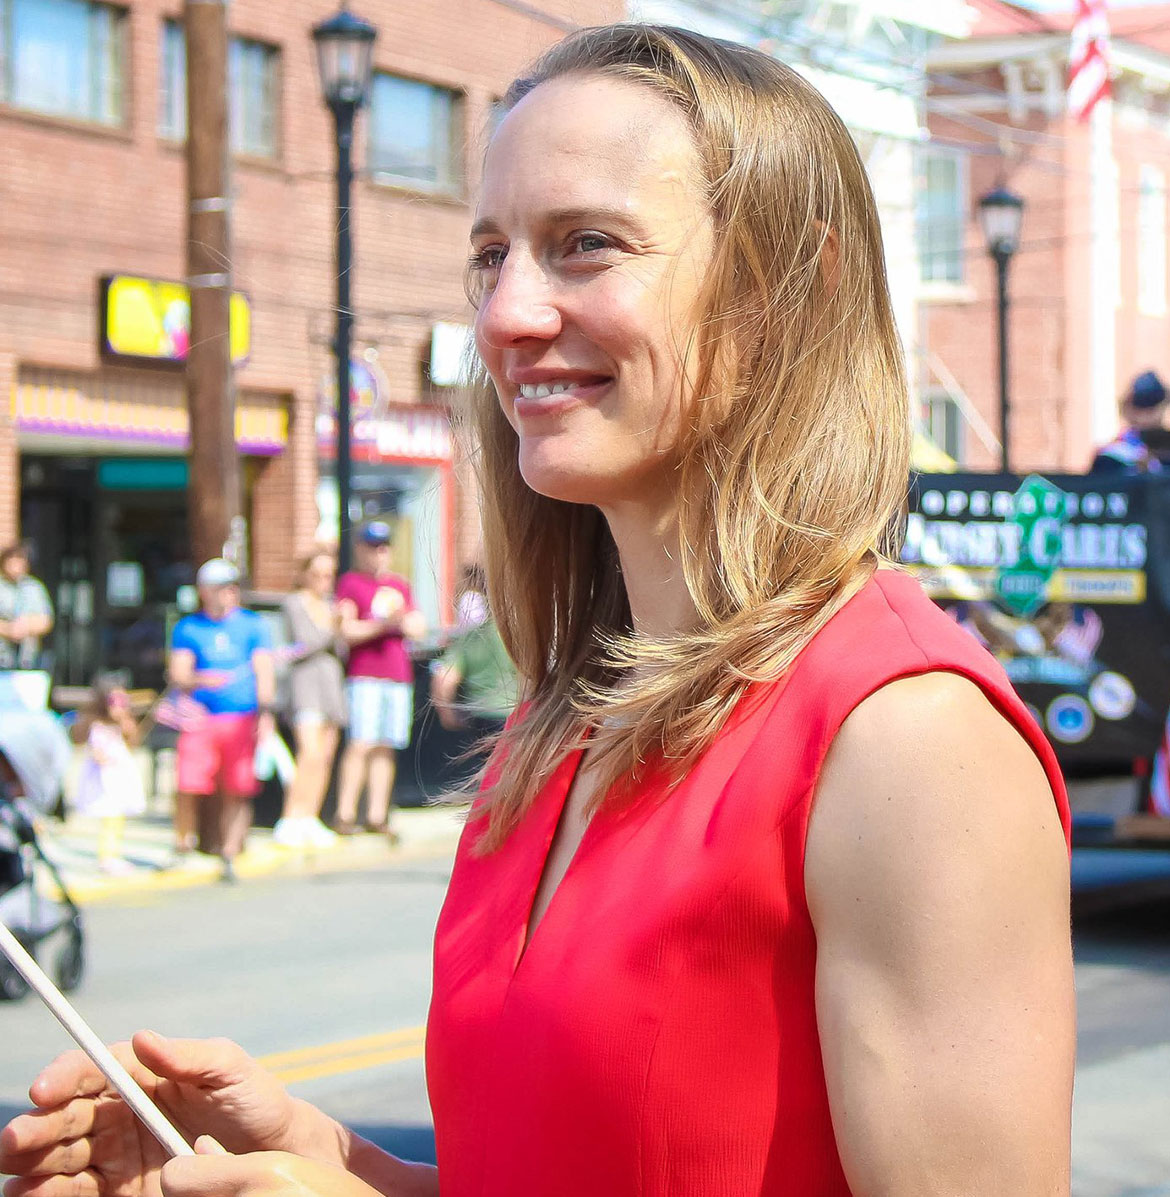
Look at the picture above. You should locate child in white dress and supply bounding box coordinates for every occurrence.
[72,681,146,873]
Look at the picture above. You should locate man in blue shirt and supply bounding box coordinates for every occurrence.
[1090,370,1167,474]
[168,558,275,881]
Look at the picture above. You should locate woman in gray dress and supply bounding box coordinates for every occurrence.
[276,550,346,848]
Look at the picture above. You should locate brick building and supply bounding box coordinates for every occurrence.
[918,0,1170,474]
[0,0,619,688]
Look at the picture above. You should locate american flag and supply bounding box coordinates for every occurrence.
[149,643,304,731]
[152,690,210,731]
[1053,606,1104,668]
[1068,0,1111,122]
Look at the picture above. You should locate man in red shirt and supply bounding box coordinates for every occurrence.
[334,522,426,838]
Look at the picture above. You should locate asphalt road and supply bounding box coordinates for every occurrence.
[1071,897,1170,1197]
[0,859,451,1167]
[1,855,1168,1195]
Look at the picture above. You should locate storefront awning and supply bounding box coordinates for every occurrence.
[12,366,288,456]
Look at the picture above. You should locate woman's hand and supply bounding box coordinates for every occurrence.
[0,1032,345,1197]
[160,1137,382,1197]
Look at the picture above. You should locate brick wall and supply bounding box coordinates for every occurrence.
[0,0,621,595]
[923,84,1170,474]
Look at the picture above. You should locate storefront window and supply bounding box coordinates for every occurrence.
[368,73,463,195]
[158,19,281,159]
[916,146,967,286]
[0,0,125,126]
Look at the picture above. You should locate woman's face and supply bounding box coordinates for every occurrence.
[303,555,336,598]
[471,74,713,513]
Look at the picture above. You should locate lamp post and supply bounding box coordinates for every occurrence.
[313,7,377,574]
[978,186,1025,475]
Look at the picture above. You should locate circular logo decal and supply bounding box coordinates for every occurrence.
[1088,671,1136,721]
[1046,695,1094,744]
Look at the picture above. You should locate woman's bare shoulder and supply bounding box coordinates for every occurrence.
[806,670,1066,924]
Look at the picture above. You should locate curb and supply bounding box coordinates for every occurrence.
[39,809,468,906]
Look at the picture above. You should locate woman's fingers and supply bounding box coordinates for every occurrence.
[2,1170,102,1197]
[0,1136,94,1181]
[0,1098,102,1159]
[27,1041,150,1110]
[26,1051,117,1109]
[133,1032,253,1089]
[0,1096,135,1177]
[159,1152,367,1197]
[160,1152,242,1196]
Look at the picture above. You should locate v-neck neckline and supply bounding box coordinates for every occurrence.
[514,741,593,973]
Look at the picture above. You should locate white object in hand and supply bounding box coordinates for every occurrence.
[371,587,404,620]
[0,919,195,1159]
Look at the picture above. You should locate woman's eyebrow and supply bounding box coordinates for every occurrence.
[470,205,644,240]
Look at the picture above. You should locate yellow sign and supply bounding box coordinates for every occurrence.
[907,564,1146,605]
[101,275,251,365]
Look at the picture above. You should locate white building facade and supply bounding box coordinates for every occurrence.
[627,0,975,412]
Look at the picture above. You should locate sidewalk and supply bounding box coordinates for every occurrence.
[31,806,468,906]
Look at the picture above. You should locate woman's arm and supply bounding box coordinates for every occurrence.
[168,647,228,691]
[806,672,1074,1197]
[338,597,399,647]
[284,595,337,659]
[429,660,464,730]
[343,1132,440,1196]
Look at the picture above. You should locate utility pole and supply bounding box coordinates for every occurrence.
[184,0,241,570]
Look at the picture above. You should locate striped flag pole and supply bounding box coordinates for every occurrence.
[1068,0,1111,123]
[1071,0,1119,447]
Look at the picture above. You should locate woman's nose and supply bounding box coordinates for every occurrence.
[476,255,562,348]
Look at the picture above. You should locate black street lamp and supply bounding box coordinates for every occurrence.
[978,185,1025,475]
[313,6,377,574]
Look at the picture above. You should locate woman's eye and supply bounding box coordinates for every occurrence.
[570,232,613,255]
[468,245,506,271]
[465,245,505,307]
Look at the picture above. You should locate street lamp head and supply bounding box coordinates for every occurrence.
[312,7,377,110]
[978,185,1025,259]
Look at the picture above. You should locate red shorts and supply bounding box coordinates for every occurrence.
[176,712,259,798]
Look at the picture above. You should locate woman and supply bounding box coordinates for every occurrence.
[274,551,345,849]
[0,25,1074,1197]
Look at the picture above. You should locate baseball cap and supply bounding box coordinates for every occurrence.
[195,557,241,587]
[1130,370,1167,410]
[359,521,392,546]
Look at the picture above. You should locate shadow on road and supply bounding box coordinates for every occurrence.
[350,1122,437,1166]
[1074,897,1170,974]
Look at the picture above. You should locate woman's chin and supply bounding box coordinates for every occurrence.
[518,458,612,507]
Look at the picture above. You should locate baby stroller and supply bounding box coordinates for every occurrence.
[0,708,83,1001]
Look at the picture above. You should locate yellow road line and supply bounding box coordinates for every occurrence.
[257,1027,427,1086]
[270,1041,425,1086]
[258,1026,426,1070]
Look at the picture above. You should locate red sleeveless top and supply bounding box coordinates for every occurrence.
[426,571,1070,1196]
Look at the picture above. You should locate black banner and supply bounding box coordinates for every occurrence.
[903,472,1170,772]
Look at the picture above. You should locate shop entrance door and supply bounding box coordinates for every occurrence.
[96,489,190,691]
[20,455,192,692]
[20,456,97,687]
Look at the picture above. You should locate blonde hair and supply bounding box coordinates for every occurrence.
[465,24,910,848]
